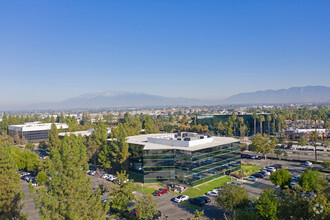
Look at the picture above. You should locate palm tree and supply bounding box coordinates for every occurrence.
[238,117,244,137]
[252,113,257,135]
[266,115,272,135]
[311,131,319,161]
[258,115,265,134]
[272,113,278,135]
[231,113,237,136]
[292,113,298,130]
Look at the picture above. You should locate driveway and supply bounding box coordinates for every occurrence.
[21,180,40,220]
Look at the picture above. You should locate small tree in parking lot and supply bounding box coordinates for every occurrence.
[107,171,134,213]
[255,189,279,220]
[135,193,158,220]
[298,169,327,192]
[216,184,250,212]
[269,169,291,187]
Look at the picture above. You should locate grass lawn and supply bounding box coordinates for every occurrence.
[181,176,231,197]
[240,165,263,177]
[134,183,162,194]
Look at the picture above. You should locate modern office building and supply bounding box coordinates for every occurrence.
[127,132,240,186]
[8,122,69,143]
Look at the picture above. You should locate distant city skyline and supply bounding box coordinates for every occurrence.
[0,1,329,106]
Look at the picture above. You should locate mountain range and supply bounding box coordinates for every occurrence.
[3,86,330,111]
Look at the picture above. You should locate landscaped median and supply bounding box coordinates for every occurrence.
[232,163,263,178]
[134,175,231,198]
[134,182,163,194]
[181,175,231,197]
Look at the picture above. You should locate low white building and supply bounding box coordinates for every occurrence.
[8,122,68,143]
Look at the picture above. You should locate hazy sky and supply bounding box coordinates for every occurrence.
[0,1,329,105]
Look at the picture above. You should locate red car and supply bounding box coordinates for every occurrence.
[153,188,169,196]
[128,209,139,216]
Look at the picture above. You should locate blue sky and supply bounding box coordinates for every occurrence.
[0,1,329,105]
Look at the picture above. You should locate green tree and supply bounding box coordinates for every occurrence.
[0,113,9,135]
[48,117,58,150]
[298,169,327,192]
[266,115,272,135]
[321,160,330,168]
[298,136,308,147]
[269,169,291,187]
[99,125,130,171]
[258,115,265,134]
[33,135,107,219]
[36,171,48,185]
[252,113,258,135]
[0,144,27,219]
[135,193,158,220]
[107,171,134,213]
[25,143,35,151]
[191,209,204,220]
[311,130,319,161]
[215,184,250,212]
[92,119,108,147]
[255,189,278,220]
[250,134,277,159]
[0,134,14,145]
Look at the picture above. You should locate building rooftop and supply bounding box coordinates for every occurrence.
[8,122,69,132]
[59,129,94,137]
[127,133,239,151]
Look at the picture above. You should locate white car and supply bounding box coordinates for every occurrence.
[174,195,189,203]
[102,174,113,179]
[304,161,312,166]
[260,170,271,176]
[206,190,218,197]
[292,175,300,181]
[88,170,96,176]
[244,176,257,181]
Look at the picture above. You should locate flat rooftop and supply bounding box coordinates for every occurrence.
[127,133,239,151]
[8,123,69,132]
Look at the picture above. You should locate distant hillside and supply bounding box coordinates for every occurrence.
[222,86,330,104]
[23,91,206,110]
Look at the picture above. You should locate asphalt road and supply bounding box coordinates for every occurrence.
[21,180,40,220]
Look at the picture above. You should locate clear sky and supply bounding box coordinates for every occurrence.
[0,0,329,106]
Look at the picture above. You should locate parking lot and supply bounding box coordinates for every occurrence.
[20,158,326,220]
[241,158,326,198]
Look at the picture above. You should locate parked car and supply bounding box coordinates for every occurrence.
[257,156,265,160]
[153,188,169,196]
[206,190,218,197]
[174,195,189,203]
[227,181,243,186]
[244,176,257,181]
[208,169,218,174]
[260,169,271,176]
[252,173,265,178]
[292,175,300,181]
[188,197,206,207]
[128,209,139,216]
[88,170,96,176]
[259,170,270,176]
[266,167,276,172]
[273,164,283,170]
[200,196,211,203]
[304,161,312,166]
[250,155,257,159]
